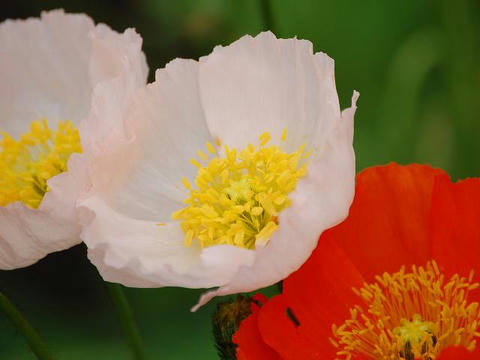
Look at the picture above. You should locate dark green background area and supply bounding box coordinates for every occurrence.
[0,1,479,359]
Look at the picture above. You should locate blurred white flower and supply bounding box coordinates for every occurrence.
[0,10,148,269]
[78,32,358,310]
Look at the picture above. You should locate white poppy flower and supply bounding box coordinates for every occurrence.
[78,32,358,310]
[0,10,148,269]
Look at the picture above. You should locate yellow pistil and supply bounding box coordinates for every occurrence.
[0,118,82,209]
[331,261,480,360]
[171,130,307,249]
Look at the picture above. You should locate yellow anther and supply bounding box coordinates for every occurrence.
[196,150,207,161]
[172,131,307,249]
[182,177,192,190]
[190,158,202,168]
[234,230,244,245]
[255,221,278,244]
[206,141,215,154]
[0,118,82,209]
[251,207,264,216]
[259,132,271,146]
[185,229,194,246]
[281,128,287,141]
[274,195,287,205]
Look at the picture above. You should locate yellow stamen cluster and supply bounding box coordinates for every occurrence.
[0,118,82,209]
[171,131,308,249]
[331,261,480,360]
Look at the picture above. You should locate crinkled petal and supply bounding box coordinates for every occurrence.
[79,197,255,288]
[80,32,357,310]
[192,91,358,310]
[0,10,94,135]
[0,201,79,269]
[91,59,214,222]
[78,59,243,287]
[0,10,148,269]
[80,25,148,144]
[199,31,341,153]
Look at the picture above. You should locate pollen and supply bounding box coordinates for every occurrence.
[331,261,480,359]
[0,118,82,209]
[171,131,308,249]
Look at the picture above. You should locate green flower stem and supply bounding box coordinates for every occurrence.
[0,291,56,360]
[105,283,147,360]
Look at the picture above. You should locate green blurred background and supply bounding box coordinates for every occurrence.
[1,0,479,359]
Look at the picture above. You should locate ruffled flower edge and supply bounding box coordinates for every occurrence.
[77,31,358,311]
[0,9,148,269]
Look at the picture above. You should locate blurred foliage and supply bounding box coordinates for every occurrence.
[1,0,479,359]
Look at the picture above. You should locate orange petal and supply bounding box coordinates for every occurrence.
[258,236,365,359]
[233,294,280,360]
[330,162,448,281]
[436,345,480,359]
[430,177,480,299]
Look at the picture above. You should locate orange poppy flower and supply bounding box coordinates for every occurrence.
[233,163,480,359]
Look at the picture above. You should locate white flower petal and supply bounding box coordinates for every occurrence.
[192,91,358,311]
[0,10,94,135]
[79,32,357,310]
[98,59,214,221]
[0,202,77,269]
[199,32,340,152]
[80,25,148,144]
[80,56,258,288]
[79,197,255,288]
[0,10,148,269]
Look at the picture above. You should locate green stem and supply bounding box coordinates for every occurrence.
[0,291,56,360]
[105,283,147,360]
[259,0,276,33]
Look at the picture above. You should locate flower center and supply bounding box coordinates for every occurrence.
[0,118,82,209]
[171,130,308,249]
[330,261,480,360]
[393,315,437,360]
